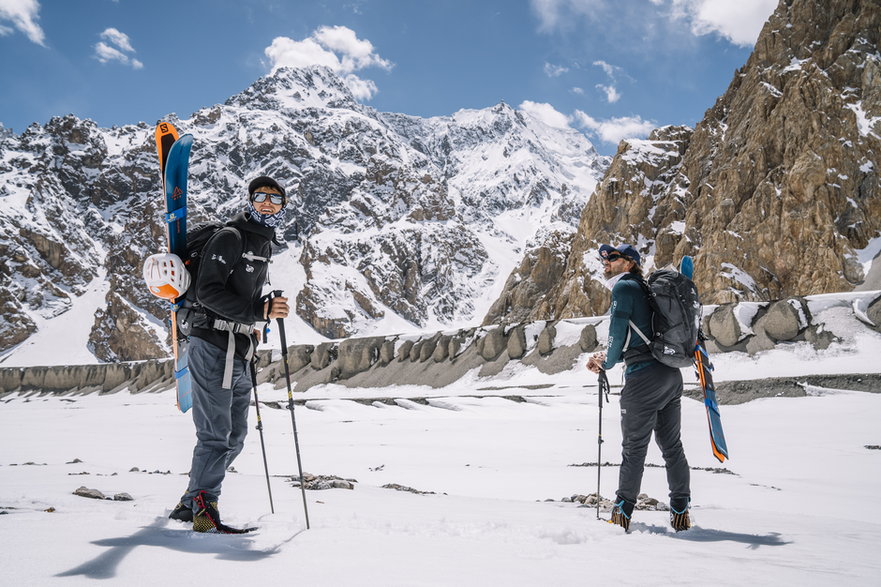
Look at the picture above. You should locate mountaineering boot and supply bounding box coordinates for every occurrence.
[670,497,691,532]
[192,491,255,534]
[610,499,633,531]
[168,501,193,523]
[670,506,692,532]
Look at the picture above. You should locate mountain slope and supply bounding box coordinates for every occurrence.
[485,0,881,324]
[0,66,606,362]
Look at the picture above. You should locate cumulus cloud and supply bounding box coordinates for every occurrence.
[94,28,143,69]
[543,62,569,77]
[573,110,655,145]
[670,0,778,47]
[530,0,775,47]
[264,25,392,101]
[340,74,379,102]
[519,101,572,129]
[0,0,45,46]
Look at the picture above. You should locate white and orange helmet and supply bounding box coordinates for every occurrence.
[143,253,191,300]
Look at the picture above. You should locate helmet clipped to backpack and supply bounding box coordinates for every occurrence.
[143,252,191,300]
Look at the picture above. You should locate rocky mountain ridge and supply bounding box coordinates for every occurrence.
[0,66,606,362]
[485,0,881,324]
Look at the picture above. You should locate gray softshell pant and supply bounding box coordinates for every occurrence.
[617,361,691,511]
[181,336,252,510]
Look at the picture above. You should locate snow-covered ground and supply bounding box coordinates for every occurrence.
[2,337,880,585]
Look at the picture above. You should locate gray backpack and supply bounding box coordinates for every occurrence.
[628,269,701,368]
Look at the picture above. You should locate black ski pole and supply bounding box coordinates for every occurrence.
[596,369,610,519]
[249,360,275,514]
[271,290,311,529]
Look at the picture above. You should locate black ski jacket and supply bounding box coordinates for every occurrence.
[190,211,274,358]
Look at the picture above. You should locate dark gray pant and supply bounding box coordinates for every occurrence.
[617,362,690,510]
[181,336,252,510]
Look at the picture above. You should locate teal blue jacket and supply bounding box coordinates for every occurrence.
[602,272,655,374]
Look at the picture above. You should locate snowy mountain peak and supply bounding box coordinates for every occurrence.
[226,65,360,111]
[1,66,608,361]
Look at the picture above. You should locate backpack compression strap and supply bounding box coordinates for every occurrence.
[211,318,257,389]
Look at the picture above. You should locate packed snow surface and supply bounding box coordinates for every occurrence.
[2,337,880,585]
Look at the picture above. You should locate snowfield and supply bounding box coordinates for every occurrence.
[2,344,880,586]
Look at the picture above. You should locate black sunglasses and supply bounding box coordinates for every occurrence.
[601,253,625,262]
[252,191,284,205]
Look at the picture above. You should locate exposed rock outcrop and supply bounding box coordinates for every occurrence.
[486,0,881,324]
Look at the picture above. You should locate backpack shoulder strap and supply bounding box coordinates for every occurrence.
[208,225,246,262]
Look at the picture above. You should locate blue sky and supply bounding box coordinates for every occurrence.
[0,0,777,155]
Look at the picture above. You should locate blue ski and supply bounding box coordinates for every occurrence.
[679,255,729,462]
[156,125,194,413]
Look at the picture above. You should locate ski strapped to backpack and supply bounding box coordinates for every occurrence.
[624,269,702,369]
[177,222,271,389]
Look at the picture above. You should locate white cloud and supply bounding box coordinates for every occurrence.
[313,25,392,72]
[0,0,45,46]
[592,60,622,103]
[571,87,585,95]
[592,60,616,77]
[341,74,379,101]
[99,27,135,53]
[596,84,620,103]
[94,27,143,69]
[264,25,392,101]
[265,37,341,70]
[671,0,777,47]
[543,62,569,77]
[530,0,605,32]
[573,110,655,145]
[530,0,775,47]
[519,101,572,129]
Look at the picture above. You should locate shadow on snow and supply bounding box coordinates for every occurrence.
[629,522,790,548]
[57,516,301,580]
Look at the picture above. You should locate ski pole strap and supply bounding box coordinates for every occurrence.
[165,207,187,223]
[211,318,256,388]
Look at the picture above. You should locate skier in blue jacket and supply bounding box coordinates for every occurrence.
[587,243,691,532]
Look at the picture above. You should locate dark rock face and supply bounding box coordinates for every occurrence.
[486,0,881,323]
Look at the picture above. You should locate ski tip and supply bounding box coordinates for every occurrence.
[679,256,694,279]
[155,121,179,139]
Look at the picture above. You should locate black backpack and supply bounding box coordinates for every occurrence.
[628,269,701,368]
[182,221,238,283]
[175,222,241,338]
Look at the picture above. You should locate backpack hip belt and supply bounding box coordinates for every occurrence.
[211,318,257,389]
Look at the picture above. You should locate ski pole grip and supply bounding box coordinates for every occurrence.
[266,290,289,352]
[277,317,288,351]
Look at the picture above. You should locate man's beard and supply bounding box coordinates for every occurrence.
[603,266,614,280]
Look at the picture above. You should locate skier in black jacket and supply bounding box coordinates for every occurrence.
[168,176,289,533]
